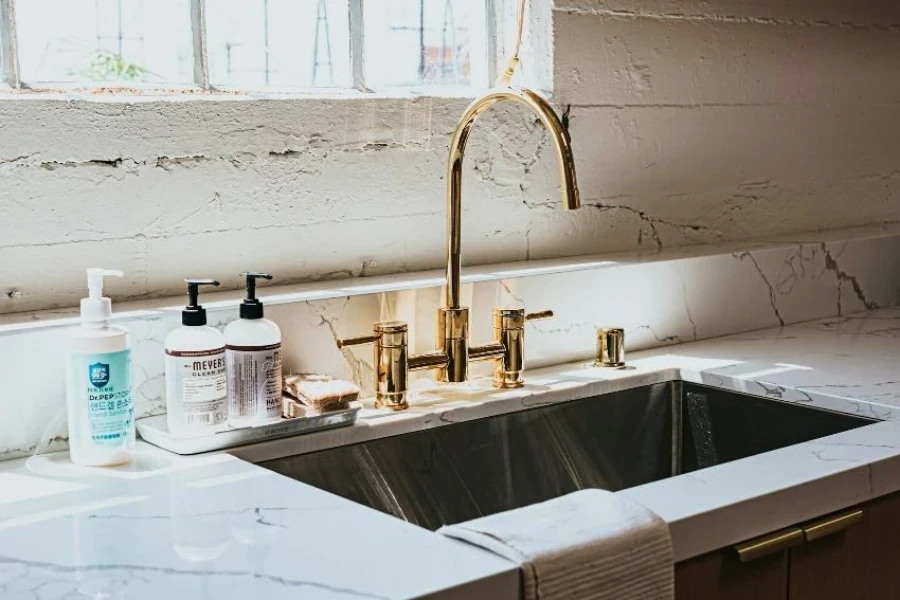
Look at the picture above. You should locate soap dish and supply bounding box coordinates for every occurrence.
[136,407,360,455]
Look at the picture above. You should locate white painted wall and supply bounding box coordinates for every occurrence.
[1,0,899,314]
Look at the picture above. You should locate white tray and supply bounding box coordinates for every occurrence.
[136,408,360,455]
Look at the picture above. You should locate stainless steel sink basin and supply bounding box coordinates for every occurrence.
[261,383,873,530]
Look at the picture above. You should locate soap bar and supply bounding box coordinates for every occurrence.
[282,395,306,419]
[284,373,359,414]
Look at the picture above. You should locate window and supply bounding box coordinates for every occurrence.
[0,0,493,93]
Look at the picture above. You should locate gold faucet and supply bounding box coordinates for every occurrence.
[338,87,581,410]
[439,87,581,383]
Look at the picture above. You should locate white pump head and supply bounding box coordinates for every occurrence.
[81,268,124,324]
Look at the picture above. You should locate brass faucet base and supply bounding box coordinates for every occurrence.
[374,397,409,411]
[437,307,470,383]
[493,379,524,389]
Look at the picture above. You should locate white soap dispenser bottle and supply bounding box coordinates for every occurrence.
[225,272,283,425]
[65,268,134,466]
[164,279,228,436]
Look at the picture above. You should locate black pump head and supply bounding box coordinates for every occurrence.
[240,272,273,319]
[183,279,220,326]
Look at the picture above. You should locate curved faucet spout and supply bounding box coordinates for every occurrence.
[445,87,581,310]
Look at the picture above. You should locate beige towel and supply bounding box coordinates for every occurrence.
[439,489,673,600]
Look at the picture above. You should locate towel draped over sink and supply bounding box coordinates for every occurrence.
[439,488,673,600]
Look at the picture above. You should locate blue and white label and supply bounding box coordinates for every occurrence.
[89,362,110,388]
[72,350,133,447]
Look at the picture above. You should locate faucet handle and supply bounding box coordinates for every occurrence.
[336,334,378,349]
[525,309,554,321]
[491,307,552,389]
[336,321,411,411]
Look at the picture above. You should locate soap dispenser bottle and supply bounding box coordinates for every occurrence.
[164,279,227,436]
[225,272,283,425]
[65,268,134,466]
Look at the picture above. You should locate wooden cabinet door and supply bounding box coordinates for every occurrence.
[790,492,900,600]
[676,548,788,600]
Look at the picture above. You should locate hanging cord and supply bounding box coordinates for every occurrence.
[495,0,526,86]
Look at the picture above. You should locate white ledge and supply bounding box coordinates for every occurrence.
[2,222,898,335]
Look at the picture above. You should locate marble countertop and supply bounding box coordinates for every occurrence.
[4,307,900,598]
[0,450,518,599]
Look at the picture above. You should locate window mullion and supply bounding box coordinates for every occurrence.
[349,0,366,91]
[190,0,211,90]
[0,0,22,89]
[484,0,499,87]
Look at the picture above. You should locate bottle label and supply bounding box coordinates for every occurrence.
[71,349,133,447]
[165,348,227,428]
[226,343,283,421]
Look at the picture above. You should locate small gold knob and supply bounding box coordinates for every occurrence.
[595,327,625,367]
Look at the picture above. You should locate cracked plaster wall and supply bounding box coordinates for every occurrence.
[554,0,900,255]
[1,0,900,314]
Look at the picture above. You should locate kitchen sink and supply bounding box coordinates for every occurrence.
[261,383,874,530]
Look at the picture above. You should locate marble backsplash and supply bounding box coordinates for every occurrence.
[1,230,899,461]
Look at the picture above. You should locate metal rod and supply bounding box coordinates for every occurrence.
[469,342,505,361]
[417,0,425,81]
[409,351,448,371]
[525,310,554,321]
[0,0,22,89]
[190,0,210,89]
[117,0,124,57]
[336,335,378,349]
[263,0,270,85]
[348,0,366,91]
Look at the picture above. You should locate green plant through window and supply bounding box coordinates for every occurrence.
[78,48,148,82]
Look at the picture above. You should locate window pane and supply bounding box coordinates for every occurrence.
[365,0,487,89]
[207,0,350,89]
[15,0,193,86]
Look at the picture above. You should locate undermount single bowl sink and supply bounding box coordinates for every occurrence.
[261,383,874,530]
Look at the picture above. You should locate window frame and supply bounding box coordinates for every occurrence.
[0,0,504,95]
[0,0,21,88]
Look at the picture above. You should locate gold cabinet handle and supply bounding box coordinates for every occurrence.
[801,509,863,543]
[733,527,805,562]
[733,508,864,562]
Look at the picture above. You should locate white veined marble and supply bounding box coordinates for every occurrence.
[0,229,899,460]
[5,306,900,597]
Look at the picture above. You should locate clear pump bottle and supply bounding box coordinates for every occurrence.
[65,268,134,466]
